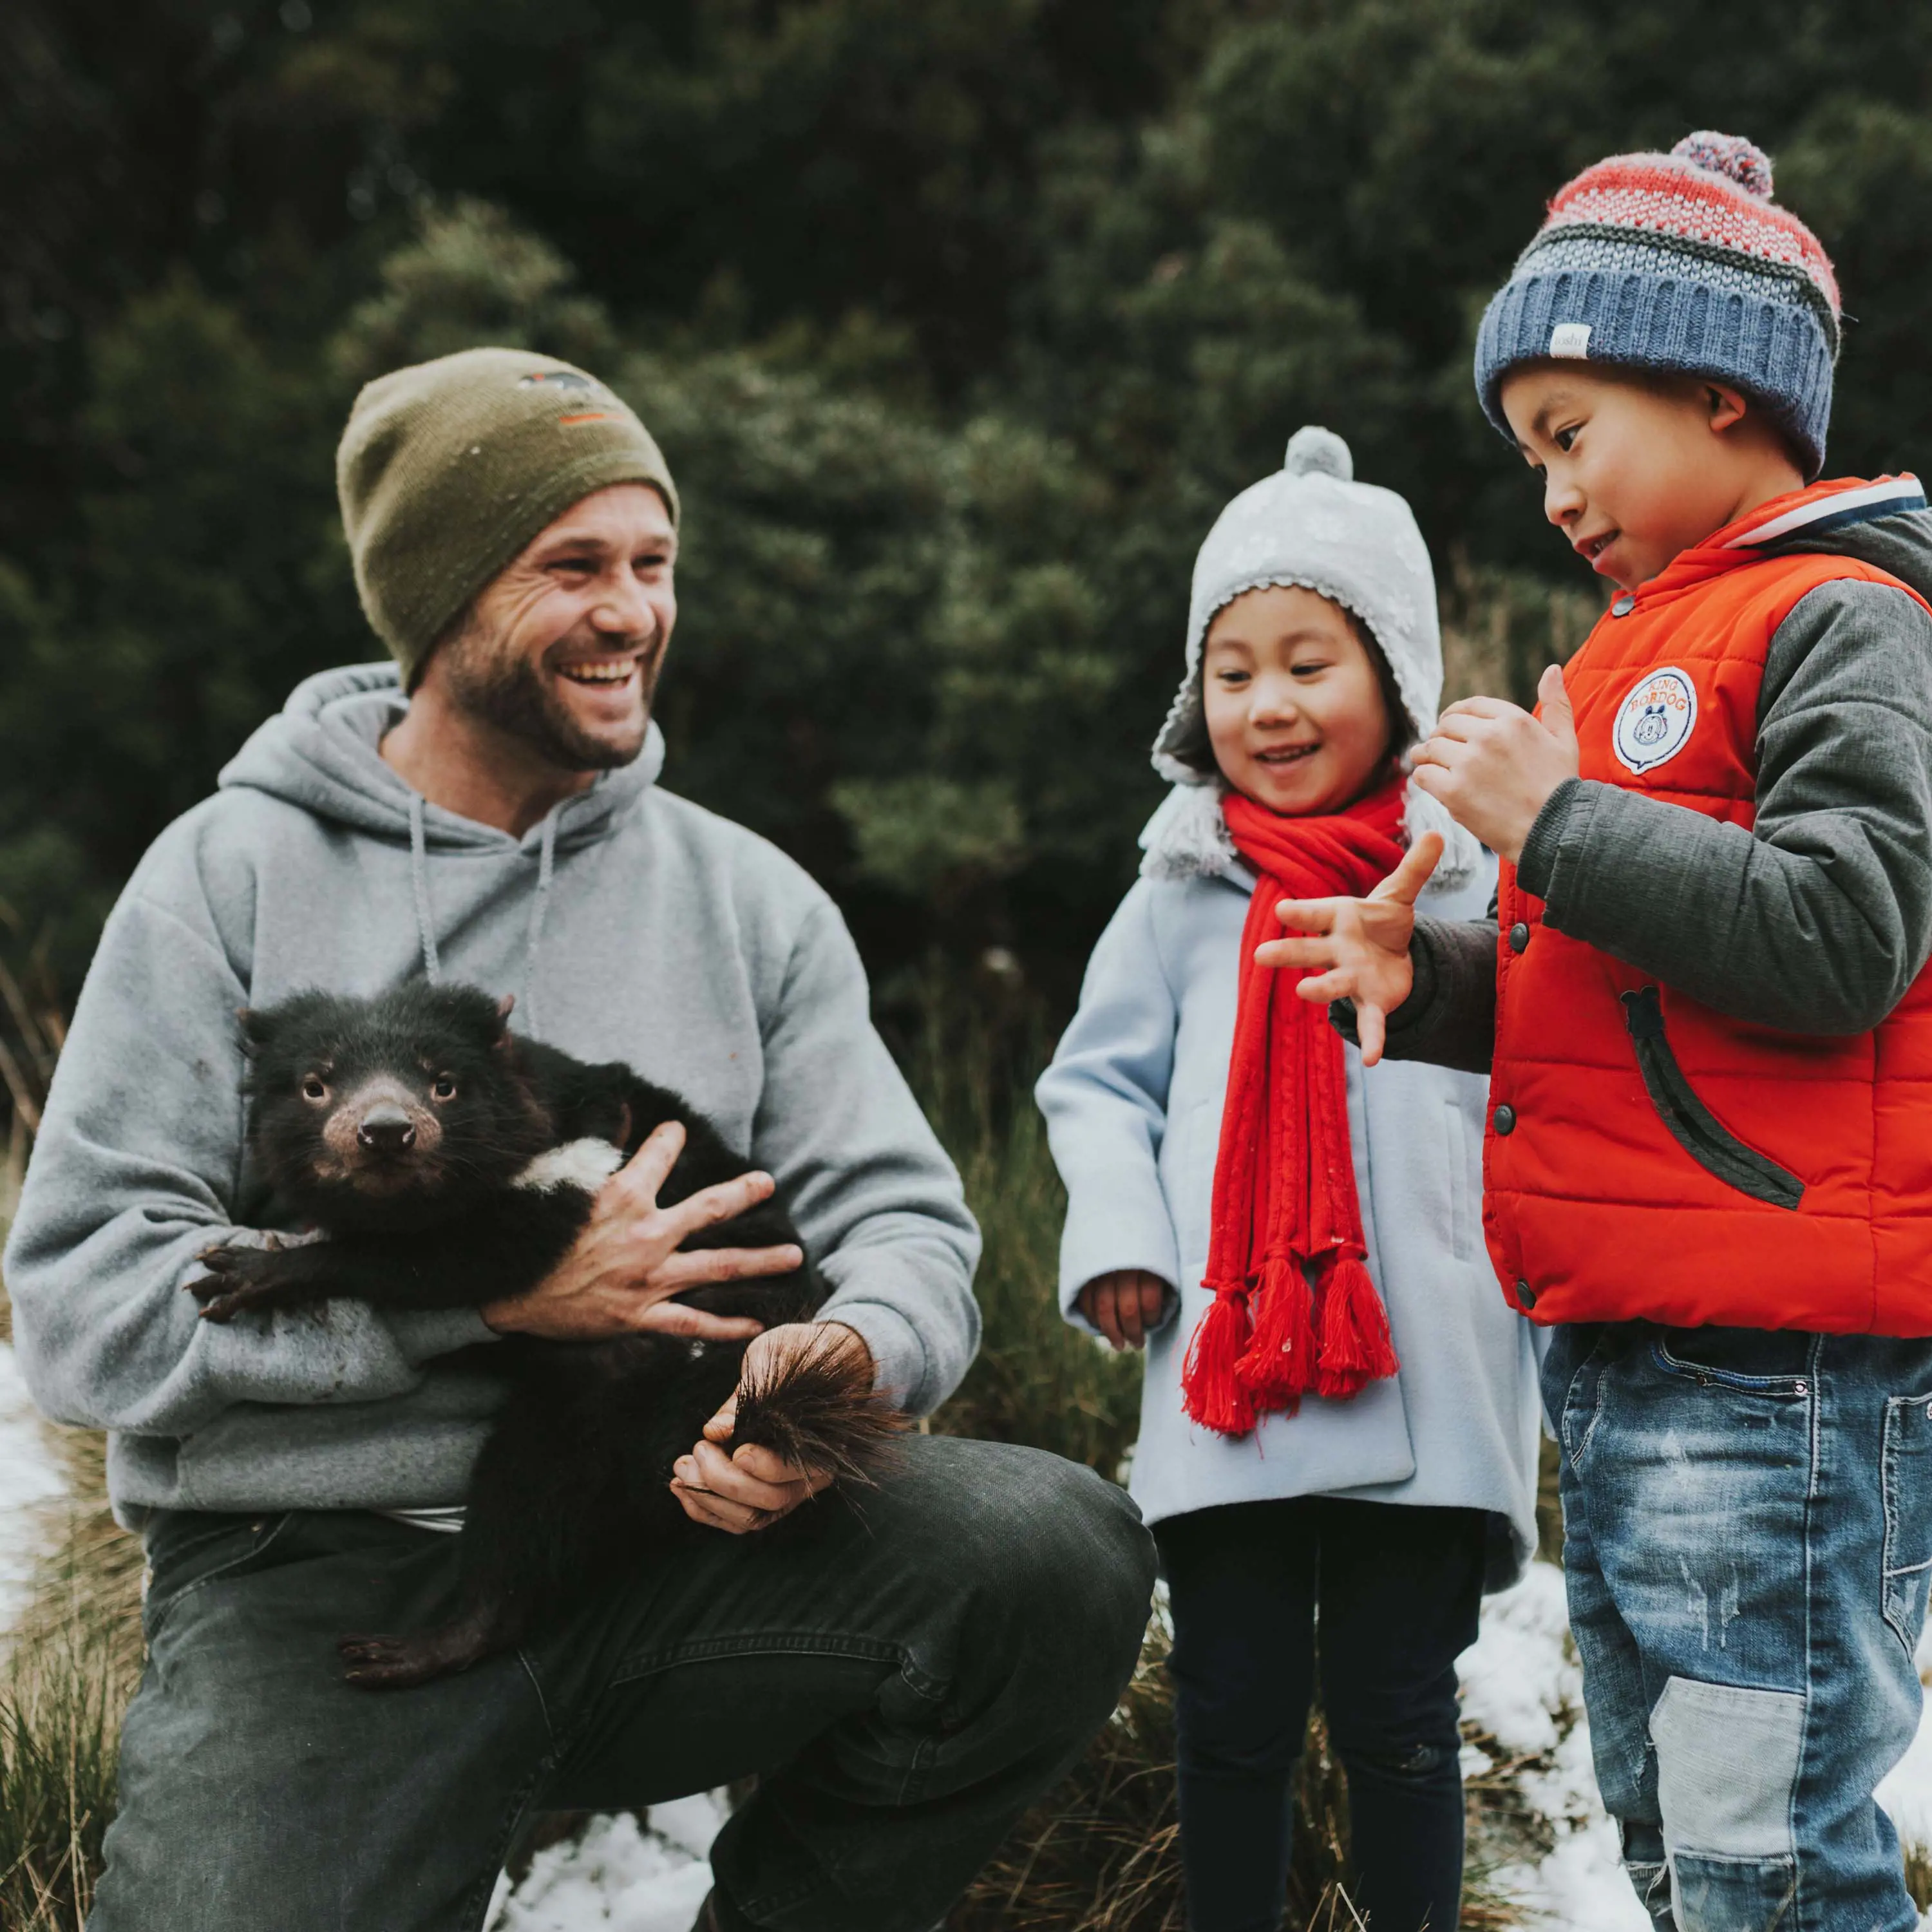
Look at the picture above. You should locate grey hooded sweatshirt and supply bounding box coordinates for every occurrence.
[4,664,981,1524]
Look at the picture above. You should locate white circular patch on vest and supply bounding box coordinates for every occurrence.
[1611,667,1698,775]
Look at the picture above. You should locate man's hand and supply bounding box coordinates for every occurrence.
[1409,664,1578,864]
[1253,831,1443,1066]
[1079,1270,1172,1351]
[670,1321,875,1534]
[481,1121,801,1341]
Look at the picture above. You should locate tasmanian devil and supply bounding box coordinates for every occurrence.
[193,980,901,1690]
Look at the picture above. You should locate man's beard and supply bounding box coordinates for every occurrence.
[442,632,661,773]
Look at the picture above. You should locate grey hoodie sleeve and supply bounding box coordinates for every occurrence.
[2,869,492,1437]
[1517,579,1932,1031]
[750,901,981,1417]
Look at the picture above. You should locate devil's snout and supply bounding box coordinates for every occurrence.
[356,1104,417,1155]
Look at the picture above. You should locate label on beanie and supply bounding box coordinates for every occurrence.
[1613,667,1698,775]
[1549,322,1593,359]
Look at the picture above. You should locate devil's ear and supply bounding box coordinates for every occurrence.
[236,1007,273,1056]
[493,992,516,1048]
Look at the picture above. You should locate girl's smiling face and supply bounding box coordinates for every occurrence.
[1201,585,1396,815]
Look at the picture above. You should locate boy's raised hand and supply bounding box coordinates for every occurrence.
[1409,665,1578,863]
[1255,831,1444,1066]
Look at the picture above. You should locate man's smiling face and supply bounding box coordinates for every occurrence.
[431,482,678,772]
[1499,363,1775,592]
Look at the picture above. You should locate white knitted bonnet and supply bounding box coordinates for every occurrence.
[1141,424,1480,885]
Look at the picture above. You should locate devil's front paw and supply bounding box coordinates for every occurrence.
[189,1236,307,1323]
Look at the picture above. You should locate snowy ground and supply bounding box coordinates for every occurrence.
[486,1796,725,1932]
[0,1338,67,1631]
[5,1338,1932,1928]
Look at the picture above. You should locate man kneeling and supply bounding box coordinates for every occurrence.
[3,346,1155,1932]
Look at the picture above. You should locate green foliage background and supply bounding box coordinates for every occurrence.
[6,0,1932,1008]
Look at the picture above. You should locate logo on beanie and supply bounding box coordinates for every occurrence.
[1612,668,1697,775]
[516,368,612,426]
[1549,322,1592,359]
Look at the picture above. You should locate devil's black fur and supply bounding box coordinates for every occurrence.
[194,981,901,1690]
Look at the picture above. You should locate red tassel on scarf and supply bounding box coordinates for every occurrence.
[1179,780,1406,1438]
[1312,1251,1399,1400]
[1233,1252,1316,1412]
[1180,1291,1257,1435]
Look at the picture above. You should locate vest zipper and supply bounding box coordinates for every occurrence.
[1618,987,1804,1210]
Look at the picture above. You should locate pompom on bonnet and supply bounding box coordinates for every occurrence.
[1142,426,1479,885]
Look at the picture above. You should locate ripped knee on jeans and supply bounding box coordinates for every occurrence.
[1649,1676,1803,1931]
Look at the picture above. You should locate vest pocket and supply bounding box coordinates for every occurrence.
[1619,987,1804,1210]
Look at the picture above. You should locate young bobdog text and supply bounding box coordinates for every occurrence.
[193,981,904,1689]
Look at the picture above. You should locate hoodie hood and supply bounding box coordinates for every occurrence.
[218,661,665,854]
[219,661,667,1021]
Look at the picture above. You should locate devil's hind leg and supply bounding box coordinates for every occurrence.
[340,1370,614,1689]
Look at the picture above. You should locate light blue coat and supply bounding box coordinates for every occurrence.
[1037,846,1544,1584]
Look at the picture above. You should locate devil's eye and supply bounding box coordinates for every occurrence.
[301,1075,328,1103]
[431,1074,457,1101]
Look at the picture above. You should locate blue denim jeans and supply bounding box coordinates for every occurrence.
[1544,1323,1932,1932]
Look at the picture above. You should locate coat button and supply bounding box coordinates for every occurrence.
[1515,1279,1537,1309]
[1611,592,1636,617]
[1509,922,1530,953]
[1493,1104,1517,1135]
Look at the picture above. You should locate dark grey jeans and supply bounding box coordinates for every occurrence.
[89,1436,1155,1932]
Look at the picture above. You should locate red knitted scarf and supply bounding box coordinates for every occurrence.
[1180,779,1407,1437]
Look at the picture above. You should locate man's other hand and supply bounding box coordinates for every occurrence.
[670,1321,876,1535]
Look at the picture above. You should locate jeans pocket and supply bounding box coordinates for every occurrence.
[1651,1330,1812,1398]
[142,1511,294,1645]
[1881,1392,1932,1656]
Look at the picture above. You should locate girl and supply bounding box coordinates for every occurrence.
[1037,428,1542,1932]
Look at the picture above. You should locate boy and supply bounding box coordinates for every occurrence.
[1264,133,1932,1930]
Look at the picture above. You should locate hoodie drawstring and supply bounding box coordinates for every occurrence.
[408,792,442,985]
[407,791,559,1024]
[518,810,559,1033]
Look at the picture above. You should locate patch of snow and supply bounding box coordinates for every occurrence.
[487,1796,726,1932]
[1493,1814,1649,1932]
[1459,1564,1649,1930]
[1459,1562,1577,1757]
[0,1340,66,1633]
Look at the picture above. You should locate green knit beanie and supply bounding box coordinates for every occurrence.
[336,346,679,687]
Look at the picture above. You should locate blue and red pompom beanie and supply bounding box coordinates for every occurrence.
[1474,132,1840,476]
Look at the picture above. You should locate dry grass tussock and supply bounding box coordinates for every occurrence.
[0,1295,146,1932]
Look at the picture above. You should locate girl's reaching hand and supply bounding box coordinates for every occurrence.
[1253,831,1443,1066]
[1080,1269,1173,1351]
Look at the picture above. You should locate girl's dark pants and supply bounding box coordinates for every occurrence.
[1155,1495,1489,1932]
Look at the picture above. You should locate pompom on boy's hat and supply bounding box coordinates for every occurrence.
[1474,132,1840,477]
[1142,426,1481,886]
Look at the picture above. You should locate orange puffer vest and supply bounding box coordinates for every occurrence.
[1485,476,1932,1334]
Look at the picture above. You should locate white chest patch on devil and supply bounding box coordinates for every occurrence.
[1611,667,1698,775]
